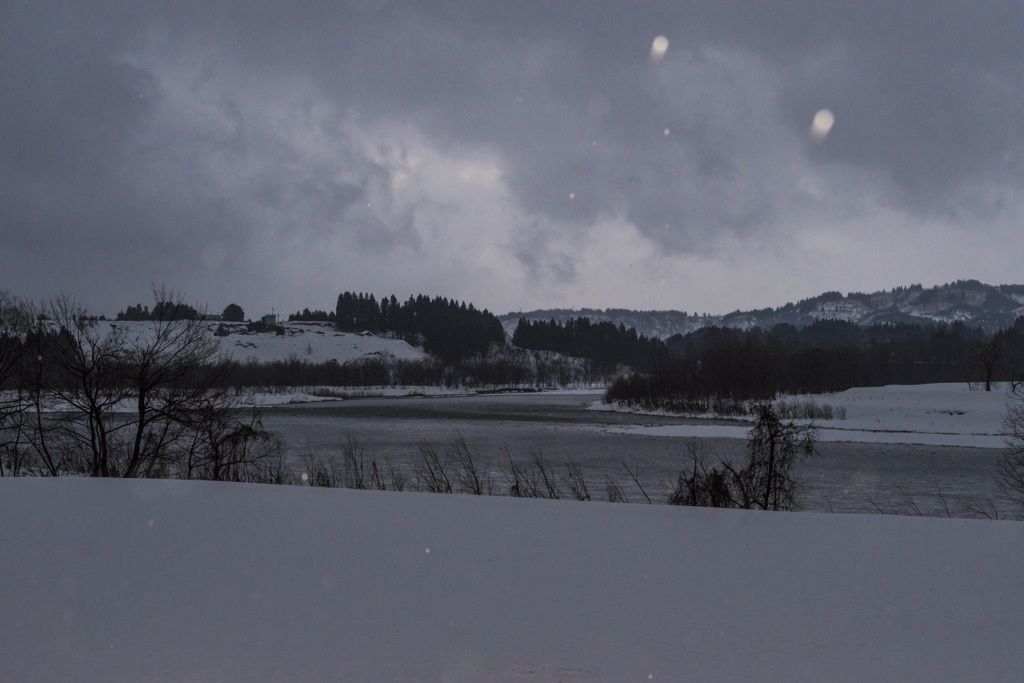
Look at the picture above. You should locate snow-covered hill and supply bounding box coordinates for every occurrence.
[2,477,1022,681]
[501,280,1024,338]
[98,320,428,365]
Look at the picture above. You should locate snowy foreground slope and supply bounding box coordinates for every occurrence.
[2,479,1023,682]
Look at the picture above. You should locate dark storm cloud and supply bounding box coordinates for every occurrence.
[2,0,1023,311]
[402,2,1024,222]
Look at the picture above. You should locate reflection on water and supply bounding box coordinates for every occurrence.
[260,392,1004,517]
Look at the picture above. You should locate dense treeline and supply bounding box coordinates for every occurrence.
[608,318,1024,408]
[512,317,666,371]
[288,308,336,323]
[335,292,505,361]
[116,301,202,321]
[220,347,606,390]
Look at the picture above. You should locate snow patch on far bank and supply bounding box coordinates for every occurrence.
[599,382,1011,448]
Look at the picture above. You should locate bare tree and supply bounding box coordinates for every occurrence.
[668,440,735,508]
[975,338,1002,392]
[0,291,24,391]
[0,292,30,475]
[180,400,282,482]
[17,286,273,479]
[117,286,225,477]
[14,303,64,475]
[744,402,817,510]
[26,293,130,476]
[668,407,816,511]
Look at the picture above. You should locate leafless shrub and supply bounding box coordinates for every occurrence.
[667,440,735,507]
[860,486,964,518]
[0,437,37,477]
[413,441,454,493]
[384,459,407,491]
[500,446,543,498]
[961,497,1008,520]
[181,407,285,483]
[368,459,389,491]
[866,488,925,516]
[300,437,404,491]
[620,457,652,504]
[773,397,846,421]
[246,442,295,485]
[302,448,342,487]
[339,435,372,489]
[652,395,751,417]
[605,476,628,503]
[890,486,925,516]
[565,458,590,501]
[861,492,889,515]
[309,387,352,399]
[530,449,563,499]
[499,447,566,499]
[449,433,493,495]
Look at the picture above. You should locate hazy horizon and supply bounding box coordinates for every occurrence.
[28,277,1016,322]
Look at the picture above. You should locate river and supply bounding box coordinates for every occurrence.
[259,390,1005,517]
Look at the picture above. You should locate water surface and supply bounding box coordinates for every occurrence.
[261,391,1005,516]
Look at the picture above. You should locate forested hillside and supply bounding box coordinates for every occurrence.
[502,281,1024,338]
[335,292,505,361]
[608,318,1024,410]
[512,317,665,371]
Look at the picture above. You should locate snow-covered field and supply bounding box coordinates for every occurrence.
[601,383,1010,448]
[1,477,1021,681]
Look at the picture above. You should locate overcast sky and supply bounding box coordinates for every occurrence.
[3,1,1024,317]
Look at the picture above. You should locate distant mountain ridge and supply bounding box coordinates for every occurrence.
[500,280,1024,339]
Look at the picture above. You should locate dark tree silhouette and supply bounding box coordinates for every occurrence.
[607,319,1009,409]
[334,291,505,361]
[512,316,665,371]
[222,303,245,322]
[668,404,816,511]
[975,338,1002,391]
[11,287,275,478]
